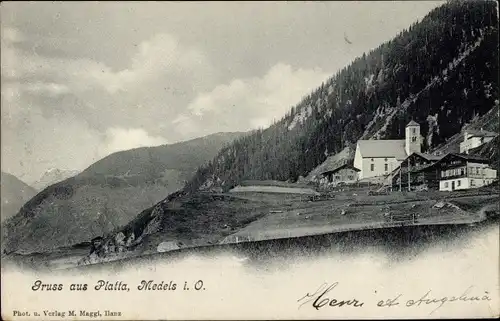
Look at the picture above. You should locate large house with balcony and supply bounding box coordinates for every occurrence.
[436,153,497,191]
[354,120,422,179]
[459,129,497,154]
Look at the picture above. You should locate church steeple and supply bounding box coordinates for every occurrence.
[405,120,421,155]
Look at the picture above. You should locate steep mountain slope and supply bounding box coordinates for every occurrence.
[184,0,498,192]
[32,169,80,190]
[1,172,37,222]
[1,132,243,254]
[80,1,499,261]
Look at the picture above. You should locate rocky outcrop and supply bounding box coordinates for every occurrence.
[78,231,142,266]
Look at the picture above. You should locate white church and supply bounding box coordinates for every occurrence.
[354,120,422,179]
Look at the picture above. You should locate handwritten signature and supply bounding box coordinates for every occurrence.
[298,282,492,315]
[297,282,364,310]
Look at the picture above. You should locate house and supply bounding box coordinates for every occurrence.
[459,129,497,154]
[435,153,497,191]
[354,120,421,179]
[390,152,443,190]
[319,162,360,186]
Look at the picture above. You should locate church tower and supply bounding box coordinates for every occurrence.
[405,120,421,155]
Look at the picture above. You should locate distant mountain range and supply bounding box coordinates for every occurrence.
[1,172,37,223]
[32,168,80,190]
[1,132,244,254]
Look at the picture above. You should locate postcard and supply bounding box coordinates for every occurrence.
[1,1,499,320]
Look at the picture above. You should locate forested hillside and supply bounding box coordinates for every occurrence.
[186,0,498,193]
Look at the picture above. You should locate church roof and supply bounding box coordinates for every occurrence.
[357,140,407,160]
[406,120,419,127]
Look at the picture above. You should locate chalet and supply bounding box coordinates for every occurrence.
[390,152,443,190]
[435,153,497,191]
[354,120,421,179]
[320,163,360,186]
[459,129,497,154]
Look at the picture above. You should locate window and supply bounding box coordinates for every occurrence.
[412,128,416,134]
[457,180,461,187]
[335,176,340,180]
[348,175,354,180]
[445,182,449,188]
[411,137,417,142]
[471,179,475,186]
[371,164,375,171]
[384,163,388,172]
[460,168,465,176]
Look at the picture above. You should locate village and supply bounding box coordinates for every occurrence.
[214,121,498,245]
[78,121,499,263]
[319,121,497,193]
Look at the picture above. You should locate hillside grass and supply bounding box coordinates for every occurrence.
[4,188,497,270]
[2,181,178,254]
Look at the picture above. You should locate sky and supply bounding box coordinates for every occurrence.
[1,1,445,184]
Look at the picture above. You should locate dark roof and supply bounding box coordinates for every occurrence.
[390,152,491,175]
[390,161,439,176]
[412,162,439,173]
[412,152,443,161]
[450,153,490,161]
[406,120,419,127]
[357,139,407,160]
[320,163,360,175]
[435,153,491,165]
